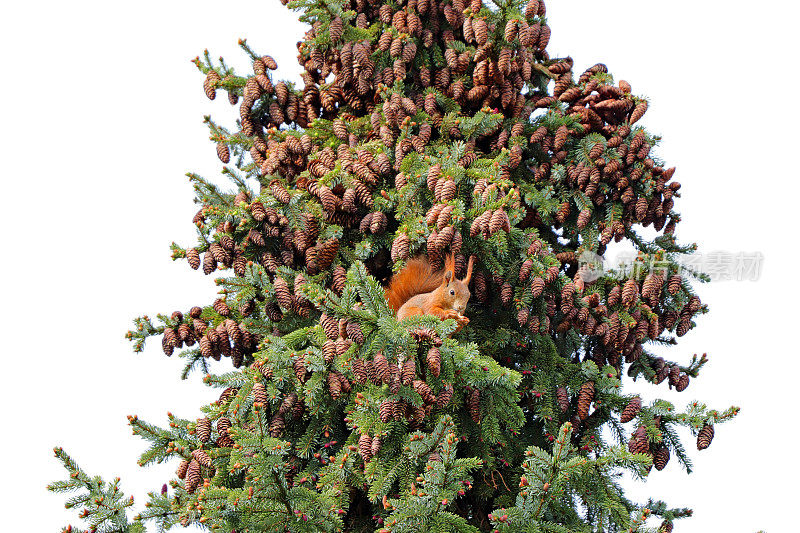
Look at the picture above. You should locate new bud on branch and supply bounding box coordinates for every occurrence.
[51,0,739,530]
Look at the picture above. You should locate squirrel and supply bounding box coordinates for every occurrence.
[385,254,475,327]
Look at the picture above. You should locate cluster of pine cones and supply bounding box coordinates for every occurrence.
[144,0,713,486]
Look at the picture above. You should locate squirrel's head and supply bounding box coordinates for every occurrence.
[440,255,475,314]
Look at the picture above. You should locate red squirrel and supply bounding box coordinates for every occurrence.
[385,254,475,327]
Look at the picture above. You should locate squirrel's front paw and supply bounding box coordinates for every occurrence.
[443,309,461,320]
[456,314,470,325]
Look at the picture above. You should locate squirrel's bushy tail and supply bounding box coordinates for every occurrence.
[385,256,444,313]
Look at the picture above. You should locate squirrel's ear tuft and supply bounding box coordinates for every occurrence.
[462,255,475,285]
[443,270,453,285]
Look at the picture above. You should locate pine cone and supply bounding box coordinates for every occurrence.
[402,358,416,385]
[466,387,481,423]
[379,399,395,423]
[531,277,545,297]
[620,396,642,423]
[202,251,217,274]
[352,357,367,384]
[196,418,211,443]
[621,279,639,307]
[413,379,435,404]
[328,372,342,399]
[697,424,714,450]
[653,445,670,470]
[269,414,285,437]
[576,381,594,420]
[186,248,200,270]
[203,70,220,100]
[216,417,231,435]
[213,299,230,316]
[374,352,390,384]
[293,356,309,383]
[345,321,365,344]
[184,460,201,493]
[176,459,189,479]
[191,449,212,468]
[628,426,649,455]
[436,383,454,409]
[371,435,382,457]
[426,347,441,377]
[501,282,513,305]
[667,274,681,294]
[359,433,373,461]
[556,386,569,413]
[323,339,336,364]
[321,313,339,340]
[676,373,689,392]
[252,382,268,407]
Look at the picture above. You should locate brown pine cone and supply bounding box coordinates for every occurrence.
[185,459,201,493]
[270,181,291,204]
[213,299,230,316]
[576,381,595,420]
[293,356,309,383]
[676,318,692,337]
[467,387,481,423]
[371,435,382,457]
[352,358,367,384]
[328,372,342,399]
[628,426,649,455]
[203,70,220,100]
[268,414,285,437]
[658,520,674,533]
[216,142,230,164]
[501,282,513,305]
[203,250,217,275]
[196,418,211,443]
[273,276,293,310]
[436,383,454,409]
[186,248,200,270]
[345,321,365,344]
[667,274,681,295]
[676,373,689,392]
[323,339,336,364]
[176,459,190,479]
[426,347,441,377]
[621,279,639,307]
[162,327,178,349]
[473,18,488,46]
[379,399,395,423]
[630,101,648,124]
[320,313,339,340]
[556,386,569,413]
[653,445,670,470]
[216,417,231,435]
[531,277,545,297]
[191,449,212,468]
[517,308,530,326]
[359,433,373,461]
[697,424,714,450]
[413,379,435,404]
[374,352,390,384]
[252,382,268,407]
[402,358,416,385]
[199,335,213,358]
[620,396,642,423]
[217,387,237,405]
[249,201,266,222]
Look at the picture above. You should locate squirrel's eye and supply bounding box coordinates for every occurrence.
[450,289,455,295]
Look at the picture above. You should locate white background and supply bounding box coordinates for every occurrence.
[1,0,798,530]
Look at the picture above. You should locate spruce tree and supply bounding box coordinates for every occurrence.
[49,0,739,531]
